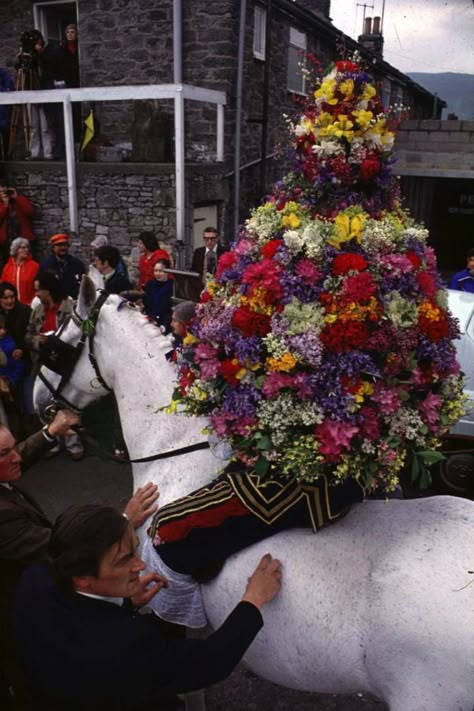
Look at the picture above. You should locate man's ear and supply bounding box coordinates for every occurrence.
[72,575,95,592]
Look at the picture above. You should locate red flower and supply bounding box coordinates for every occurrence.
[261,240,282,259]
[342,272,377,301]
[232,306,271,337]
[335,60,359,73]
[332,253,368,276]
[360,158,380,181]
[200,291,213,303]
[418,316,449,342]
[220,359,242,386]
[416,271,436,299]
[320,320,369,352]
[216,251,236,277]
[406,251,421,270]
[178,367,195,396]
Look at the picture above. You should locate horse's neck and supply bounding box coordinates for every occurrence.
[97,309,216,499]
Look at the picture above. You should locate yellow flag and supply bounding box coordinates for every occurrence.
[80,110,95,152]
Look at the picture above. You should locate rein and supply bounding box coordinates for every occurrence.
[38,290,210,463]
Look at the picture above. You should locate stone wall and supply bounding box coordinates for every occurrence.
[395,119,474,177]
[7,162,227,269]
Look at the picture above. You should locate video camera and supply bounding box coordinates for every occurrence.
[17,30,43,71]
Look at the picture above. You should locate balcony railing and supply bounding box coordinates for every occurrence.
[0,83,226,243]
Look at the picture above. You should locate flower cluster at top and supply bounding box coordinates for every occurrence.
[284,58,402,218]
[171,60,465,493]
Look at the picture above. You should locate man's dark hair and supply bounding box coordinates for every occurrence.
[49,504,128,590]
[95,245,120,269]
[467,248,474,259]
[203,226,218,236]
[138,231,158,252]
[37,270,65,303]
[0,281,18,299]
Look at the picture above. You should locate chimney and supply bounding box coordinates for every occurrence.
[358,15,384,57]
[295,0,331,18]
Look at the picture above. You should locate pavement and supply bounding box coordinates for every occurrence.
[17,399,386,711]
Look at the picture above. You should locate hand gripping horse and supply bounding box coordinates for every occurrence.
[34,278,474,711]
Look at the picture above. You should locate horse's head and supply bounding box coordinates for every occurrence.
[33,276,115,420]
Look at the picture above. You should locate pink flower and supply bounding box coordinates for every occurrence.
[235,239,256,257]
[372,387,401,415]
[295,259,323,284]
[194,343,220,379]
[315,420,359,461]
[261,372,294,398]
[379,253,414,275]
[419,393,441,428]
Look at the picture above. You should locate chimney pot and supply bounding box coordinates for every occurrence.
[364,17,372,34]
[373,16,381,33]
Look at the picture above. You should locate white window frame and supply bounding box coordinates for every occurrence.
[253,5,267,61]
[287,27,306,95]
[381,78,391,109]
[33,1,79,43]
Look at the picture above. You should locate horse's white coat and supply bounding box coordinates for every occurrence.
[34,282,474,711]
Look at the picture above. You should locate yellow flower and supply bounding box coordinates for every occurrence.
[328,114,354,141]
[361,83,376,102]
[282,213,301,229]
[266,353,298,372]
[339,79,354,97]
[354,381,374,404]
[183,333,199,346]
[419,301,442,321]
[352,109,373,127]
[314,79,338,105]
[329,213,365,248]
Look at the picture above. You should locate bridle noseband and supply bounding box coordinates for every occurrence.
[38,290,112,416]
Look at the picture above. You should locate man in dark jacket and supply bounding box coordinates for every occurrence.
[13,504,282,710]
[0,410,159,708]
[94,245,132,294]
[40,233,85,299]
[190,226,226,285]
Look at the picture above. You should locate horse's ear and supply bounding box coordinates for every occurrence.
[76,276,97,318]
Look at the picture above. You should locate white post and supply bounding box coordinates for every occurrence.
[174,87,185,257]
[217,104,224,162]
[62,95,79,235]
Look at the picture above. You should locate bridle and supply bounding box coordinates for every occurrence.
[38,290,211,464]
[38,290,112,417]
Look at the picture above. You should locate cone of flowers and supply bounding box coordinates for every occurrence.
[172,58,465,493]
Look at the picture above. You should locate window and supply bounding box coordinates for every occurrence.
[381,78,391,109]
[33,1,78,45]
[287,27,306,94]
[253,6,267,60]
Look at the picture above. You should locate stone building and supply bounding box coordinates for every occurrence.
[0,0,444,268]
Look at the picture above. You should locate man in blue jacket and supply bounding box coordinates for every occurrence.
[13,504,282,710]
[449,248,474,293]
[39,233,85,299]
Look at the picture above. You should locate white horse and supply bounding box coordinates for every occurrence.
[34,278,474,711]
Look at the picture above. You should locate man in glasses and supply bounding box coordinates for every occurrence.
[190,226,226,285]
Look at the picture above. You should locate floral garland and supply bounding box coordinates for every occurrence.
[172,60,465,493]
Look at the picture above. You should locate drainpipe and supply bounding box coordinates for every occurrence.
[233,0,247,239]
[173,0,183,83]
[259,0,272,198]
[173,0,185,266]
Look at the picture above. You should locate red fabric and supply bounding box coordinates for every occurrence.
[41,303,61,334]
[159,494,249,543]
[0,195,34,243]
[1,255,39,305]
[138,249,171,289]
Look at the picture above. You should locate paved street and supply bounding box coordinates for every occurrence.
[15,399,386,711]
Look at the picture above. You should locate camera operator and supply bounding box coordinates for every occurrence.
[0,183,34,269]
[16,30,66,161]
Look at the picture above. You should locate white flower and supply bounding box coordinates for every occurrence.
[283,229,305,254]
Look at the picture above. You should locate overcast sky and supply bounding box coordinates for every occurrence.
[329,0,474,74]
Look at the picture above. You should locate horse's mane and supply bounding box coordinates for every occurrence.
[103,294,174,353]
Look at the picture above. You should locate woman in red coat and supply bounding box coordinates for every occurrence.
[137,231,172,289]
[0,185,34,244]
[1,238,39,305]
